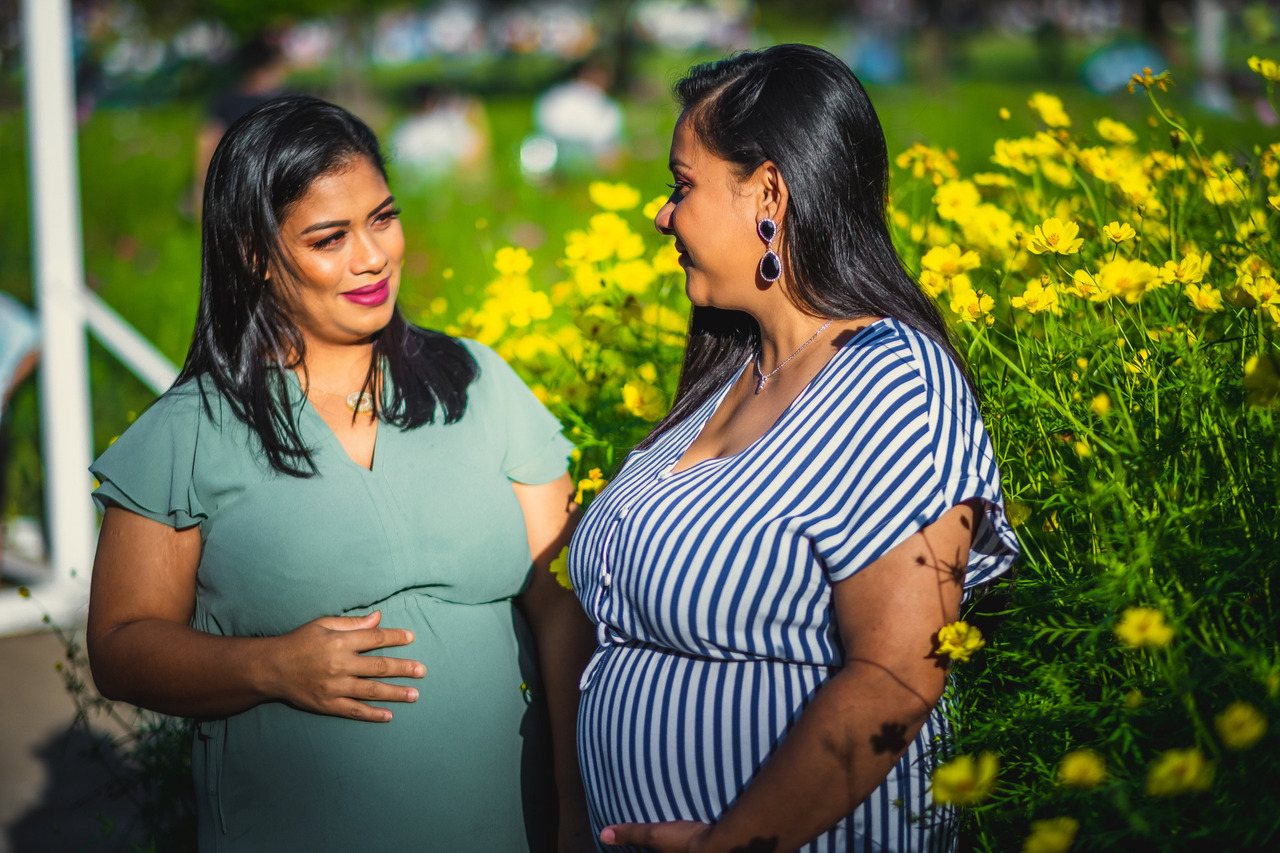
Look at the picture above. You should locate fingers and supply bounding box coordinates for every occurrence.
[355,654,425,680]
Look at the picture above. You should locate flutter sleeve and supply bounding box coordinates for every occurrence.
[464,340,574,485]
[814,328,1019,590]
[90,383,210,529]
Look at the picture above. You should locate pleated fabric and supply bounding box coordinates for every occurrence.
[569,318,1018,852]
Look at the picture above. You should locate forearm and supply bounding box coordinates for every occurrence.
[527,592,595,809]
[698,662,937,853]
[88,618,277,718]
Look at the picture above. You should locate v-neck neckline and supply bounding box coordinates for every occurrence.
[286,370,383,474]
[666,318,887,477]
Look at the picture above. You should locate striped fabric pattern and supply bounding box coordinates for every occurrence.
[569,318,1019,852]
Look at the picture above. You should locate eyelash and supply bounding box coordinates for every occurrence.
[310,208,402,249]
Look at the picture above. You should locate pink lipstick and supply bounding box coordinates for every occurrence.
[342,278,390,307]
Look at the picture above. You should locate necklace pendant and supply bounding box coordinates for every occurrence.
[755,375,767,394]
[346,391,374,414]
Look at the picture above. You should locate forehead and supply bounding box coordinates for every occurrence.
[670,115,713,169]
[287,158,388,218]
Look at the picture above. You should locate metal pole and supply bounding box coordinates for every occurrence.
[21,0,95,603]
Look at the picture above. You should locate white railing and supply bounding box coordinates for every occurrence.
[0,0,177,636]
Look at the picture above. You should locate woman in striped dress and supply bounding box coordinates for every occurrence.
[568,45,1019,852]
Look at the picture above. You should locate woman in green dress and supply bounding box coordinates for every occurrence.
[87,96,594,852]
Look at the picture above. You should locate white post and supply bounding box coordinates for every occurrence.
[16,0,94,622]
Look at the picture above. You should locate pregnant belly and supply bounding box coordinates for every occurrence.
[196,595,545,852]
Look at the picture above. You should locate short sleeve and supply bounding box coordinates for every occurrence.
[90,383,210,529]
[815,327,1019,588]
[464,340,574,485]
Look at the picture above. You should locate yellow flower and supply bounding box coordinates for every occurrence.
[652,243,683,276]
[493,246,534,276]
[1066,269,1108,302]
[1125,689,1145,710]
[1160,251,1211,285]
[1011,275,1063,315]
[1028,92,1071,127]
[1244,353,1280,406]
[1057,749,1107,788]
[1021,817,1079,853]
[621,380,667,421]
[1098,258,1159,303]
[1145,748,1214,797]
[933,180,982,222]
[1215,701,1267,750]
[548,545,572,590]
[588,181,642,211]
[575,467,608,506]
[608,259,658,295]
[972,172,1014,188]
[1270,194,1280,212]
[642,194,669,220]
[1202,169,1248,205]
[935,621,986,663]
[1249,56,1280,83]
[1027,218,1084,255]
[1184,283,1224,313]
[1095,117,1137,145]
[921,243,981,277]
[931,752,999,806]
[1128,66,1172,93]
[1115,606,1175,648]
[1102,221,1136,244]
[1073,441,1091,459]
[1090,393,1111,416]
[948,279,995,325]
[895,143,960,184]
[998,107,1011,121]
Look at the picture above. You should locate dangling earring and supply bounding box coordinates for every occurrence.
[757,218,781,282]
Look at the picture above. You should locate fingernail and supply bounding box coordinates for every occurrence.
[381,710,392,722]
[600,828,615,844]
[406,688,419,701]
[414,664,426,677]
[405,631,415,643]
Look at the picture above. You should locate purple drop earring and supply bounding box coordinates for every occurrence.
[757,218,781,282]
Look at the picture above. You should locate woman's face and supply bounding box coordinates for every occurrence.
[272,156,404,349]
[654,117,771,310]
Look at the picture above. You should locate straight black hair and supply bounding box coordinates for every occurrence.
[642,44,969,447]
[179,94,476,476]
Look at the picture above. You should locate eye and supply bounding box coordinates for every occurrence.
[373,207,402,227]
[666,181,689,203]
[310,230,345,249]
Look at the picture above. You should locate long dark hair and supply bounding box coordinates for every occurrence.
[642,44,968,447]
[179,94,476,476]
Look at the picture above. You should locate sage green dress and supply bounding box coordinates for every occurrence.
[90,340,573,852]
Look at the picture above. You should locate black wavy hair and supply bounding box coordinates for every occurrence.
[642,44,968,447]
[179,94,477,476]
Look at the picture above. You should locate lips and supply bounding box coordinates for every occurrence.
[341,278,391,307]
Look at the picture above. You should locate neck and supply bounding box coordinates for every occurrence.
[754,310,833,374]
[298,339,377,391]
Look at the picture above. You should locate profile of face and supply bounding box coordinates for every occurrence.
[270,156,404,349]
[654,116,779,310]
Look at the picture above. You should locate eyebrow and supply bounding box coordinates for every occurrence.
[300,195,396,234]
[669,157,691,173]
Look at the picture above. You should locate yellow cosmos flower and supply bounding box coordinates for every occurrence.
[1146,748,1214,797]
[642,194,669,220]
[998,107,1011,121]
[895,143,960,184]
[1244,353,1280,406]
[1128,66,1172,93]
[921,243,981,277]
[575,468,609,506]
[948,279,995,325]
[588,180,642,211]
[608,259,658,295]
[931,752,999,806]
[933,180,982,222]
[1028,92,1071,127]
[972,172,1014,188]
[1057,749,1107,788]
[1027,218,1084,255]
[959,204,1019,253]
[992,137,1040,175]
[1215,701,1267,750]
[1160,251,1211,285]
[1125,689,1145,709]
[493,246,534,276]
[1269,194,1280,212]
[1066,269,1107,302]
[652,243,682,276]
[919,270,949,299]
[1098,258,1159,303]
[1021,817,1079,853]
[1202,170,1248,205]
[935,621,986,663]
[1103,221,1136,244]
[1184,283,1224,313]
[1249,56,1280,83]
[1095,117,1137,145]
[1011,276,1063,315]
[1115,606,1175,648]
[1090,393,1111,416]
[549,545,572,590]
[621,380,667,421]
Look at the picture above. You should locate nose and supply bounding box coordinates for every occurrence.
[351,227,389,275]
[654,200,675,235]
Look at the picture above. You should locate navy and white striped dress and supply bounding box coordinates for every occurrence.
[569,318,1019,852]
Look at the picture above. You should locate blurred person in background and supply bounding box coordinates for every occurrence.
[531,55,624,174]
[389,83,491,185]
[88,96,594,852]
[569,45,1018,853]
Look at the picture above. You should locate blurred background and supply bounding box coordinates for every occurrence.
[0,0,1277,563]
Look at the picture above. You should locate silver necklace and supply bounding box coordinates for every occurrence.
[754,319,834,394]
[307,385,375,414]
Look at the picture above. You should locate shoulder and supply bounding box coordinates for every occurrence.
[827,319,968,404]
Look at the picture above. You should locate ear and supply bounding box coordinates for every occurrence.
[752,160,789,224]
